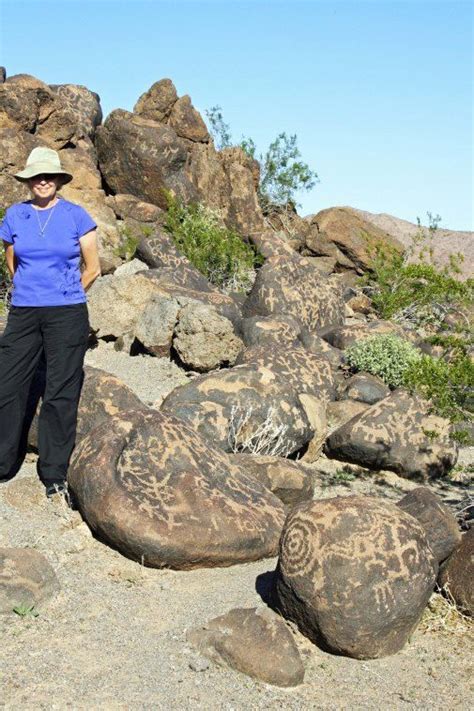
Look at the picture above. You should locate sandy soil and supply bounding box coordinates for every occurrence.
[1,345,473,710]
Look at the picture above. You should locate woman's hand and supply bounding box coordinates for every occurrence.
[3,242,16,278]
[79,230,101,291]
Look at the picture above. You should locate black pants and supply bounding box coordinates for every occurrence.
[0,303,89,485]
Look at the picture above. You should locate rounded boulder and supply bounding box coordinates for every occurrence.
[273,495,437,659]
[68,409,285,569]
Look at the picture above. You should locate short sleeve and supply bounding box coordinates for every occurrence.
[0,208,14,244]
[74,206,97,238]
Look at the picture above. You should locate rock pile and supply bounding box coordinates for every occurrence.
[1,66,469,682]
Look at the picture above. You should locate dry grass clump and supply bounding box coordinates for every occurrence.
[420,586,472,636]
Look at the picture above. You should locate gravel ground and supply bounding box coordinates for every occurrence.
[1,345,473,709]
[84,340,190,407]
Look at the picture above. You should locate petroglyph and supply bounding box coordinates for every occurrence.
[68,409,285,569]
[274,496,437,659]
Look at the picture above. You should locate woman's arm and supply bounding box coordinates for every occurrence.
[79,230,101,291]
[3,242,15,278]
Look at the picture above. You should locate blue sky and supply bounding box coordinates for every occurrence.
[0,0,472,229]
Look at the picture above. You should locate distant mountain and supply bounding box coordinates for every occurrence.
[348,208,473,279]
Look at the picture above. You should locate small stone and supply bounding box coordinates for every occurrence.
[189,656,210,672]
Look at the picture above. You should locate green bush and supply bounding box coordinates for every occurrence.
[163,192,263,292]
[403,351,474,425]
[362,214,473,333]
[205,105,318,211]
[114,225,139,262]
[346,334,422,388]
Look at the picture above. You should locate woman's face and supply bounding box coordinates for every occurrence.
[28,174,61,201]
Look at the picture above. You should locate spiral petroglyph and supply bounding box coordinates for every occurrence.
[273,496,437,659]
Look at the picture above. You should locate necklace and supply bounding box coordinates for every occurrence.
[33,201,58,236]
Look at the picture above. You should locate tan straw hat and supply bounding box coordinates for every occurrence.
[14,147,73,184]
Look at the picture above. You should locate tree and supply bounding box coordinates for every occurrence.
[205,106,318,212]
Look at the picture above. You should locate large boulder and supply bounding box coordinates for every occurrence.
[96,109,198,210]
[161,363,317,456]
[188,607,305,687]
[68,409,285,568]
[0,548,59,614]
[243,254,345,333]
[438,528,473,615]
[324,390,458,481]
[397,488,462,564]
[306,207,404,273]
[236,344,335,402]
[273,496,437,658]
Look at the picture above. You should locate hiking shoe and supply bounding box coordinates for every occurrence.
[45,482,71,506]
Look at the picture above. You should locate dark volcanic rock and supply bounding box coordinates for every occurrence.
[338,372,390,405]
[161,363,317,456]
[324,390,457,481]
[188,607,305,687]
[96,109,198,209]
[243,254,344,333]
[438,528,473,615]
[240,314,301,348]
[273,496,437,659]
[68,409,285,569]
[397,487,461,564]
[236,344,335,402]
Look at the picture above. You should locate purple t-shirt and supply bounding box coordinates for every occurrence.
[0,198,97,307]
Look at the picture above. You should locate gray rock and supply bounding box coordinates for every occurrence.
[173,303,244,371]
[114,258,149,276]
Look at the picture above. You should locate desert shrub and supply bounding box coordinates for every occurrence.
[403,351,474,426]
[164,192,263,292]
[114,225,139,262]
[362,214,473,333]
[345,334,421,388]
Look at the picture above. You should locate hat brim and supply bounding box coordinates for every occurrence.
[14,163,73,184]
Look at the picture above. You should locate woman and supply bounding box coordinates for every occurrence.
[0,146,101,499]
